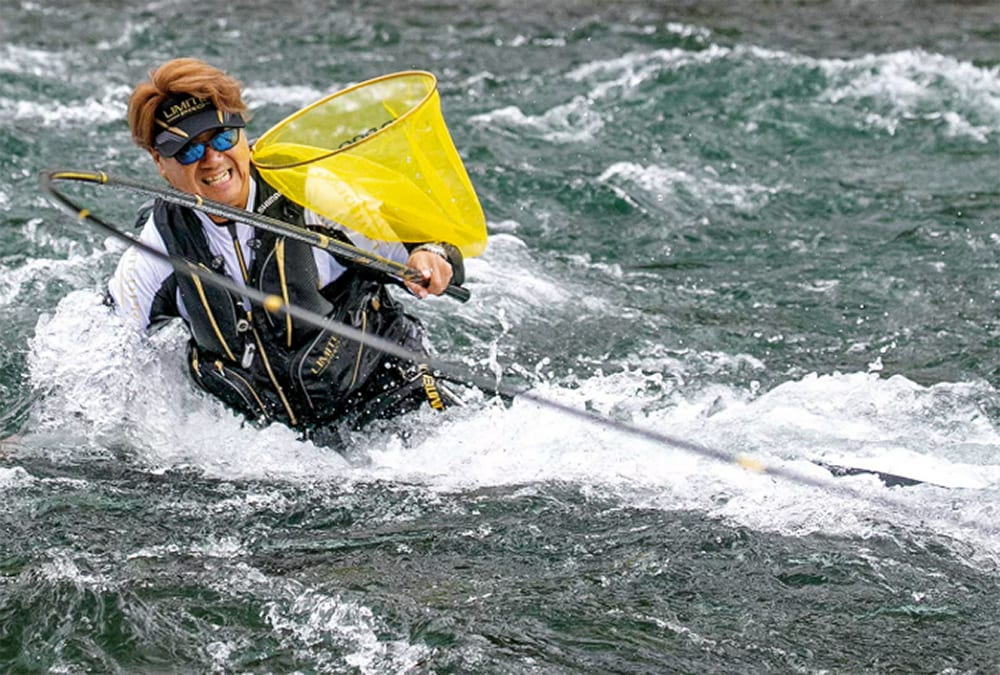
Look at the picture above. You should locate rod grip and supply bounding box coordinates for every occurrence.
[444,283,471,303]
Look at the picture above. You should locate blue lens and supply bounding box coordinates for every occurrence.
[174,128,240,165]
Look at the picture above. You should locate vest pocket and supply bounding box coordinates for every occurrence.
[189,346,272,422]
[287,317,368,413]
[287,291,393,415]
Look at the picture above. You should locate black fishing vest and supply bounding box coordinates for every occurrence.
[151,176,421,429]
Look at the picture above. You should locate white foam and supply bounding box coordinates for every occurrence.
[128,536,247,561]
[462,233,570,316]
[26,289,1000,560]
[0,45,69,78]
[263,586,430,673]
[493,42,998,148]
[0,85,131,128]
[819,49,1000,140]
[0,246,110,309]
[27,290,349,478]
[469,96,604,143]
[35,548,115,590]
[598,161,779,215]
[0,466,34,489]
[469,44,730,139]
[357,369,1000,559]
[565,45,733,100]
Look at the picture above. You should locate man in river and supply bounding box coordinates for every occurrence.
[108,58,464,443]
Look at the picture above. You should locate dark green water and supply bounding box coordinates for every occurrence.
[2,1,1000,672]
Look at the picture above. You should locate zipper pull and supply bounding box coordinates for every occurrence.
[241,341,256,369]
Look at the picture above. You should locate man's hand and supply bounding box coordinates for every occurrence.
[404,247,453,298]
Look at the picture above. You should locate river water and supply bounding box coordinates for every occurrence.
[2,1,1000,672]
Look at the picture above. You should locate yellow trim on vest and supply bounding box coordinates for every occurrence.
[190,270,236,362]
[249,326,298,427]
[231,233,250,282]
[274,238,293,347]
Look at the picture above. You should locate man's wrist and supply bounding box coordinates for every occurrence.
[412,242,449,260]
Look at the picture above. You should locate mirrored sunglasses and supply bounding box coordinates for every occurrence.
[173,128,241,165]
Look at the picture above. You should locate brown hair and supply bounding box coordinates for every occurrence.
[127,58,249,151]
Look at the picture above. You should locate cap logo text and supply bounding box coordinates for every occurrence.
[160,96,210,123]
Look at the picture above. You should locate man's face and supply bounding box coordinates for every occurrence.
[153,127,251,210]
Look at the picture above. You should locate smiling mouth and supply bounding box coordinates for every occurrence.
[203,169,231,186]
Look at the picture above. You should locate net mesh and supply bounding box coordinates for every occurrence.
[251,71,487,257]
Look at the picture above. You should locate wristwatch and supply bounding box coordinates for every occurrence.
[412,242,449,260]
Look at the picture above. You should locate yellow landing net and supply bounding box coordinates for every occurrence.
[251,71,487,258]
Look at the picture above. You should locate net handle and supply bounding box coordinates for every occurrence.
[43,170,470,302]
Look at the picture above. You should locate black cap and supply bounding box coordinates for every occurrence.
[153,94,245,157]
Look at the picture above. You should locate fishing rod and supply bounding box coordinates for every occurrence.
[38,169,997,541]
[43,170,471,303]
[39,167,786,475]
